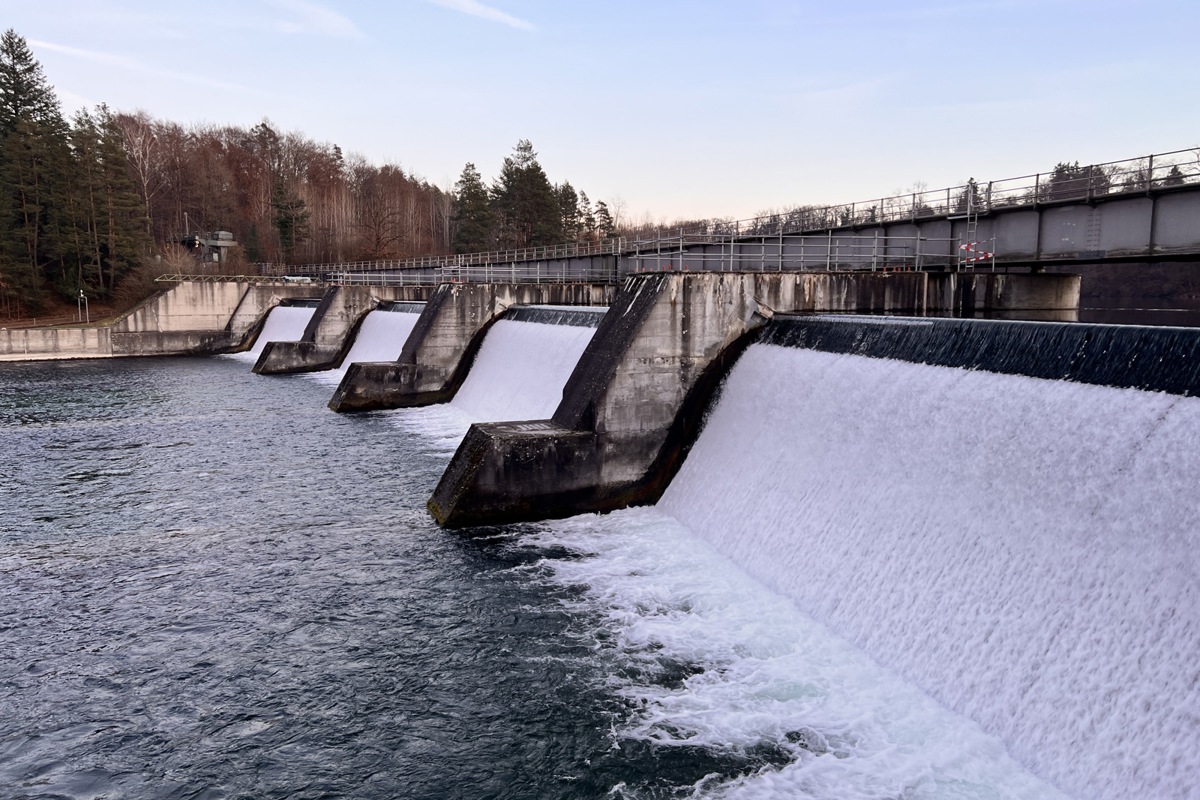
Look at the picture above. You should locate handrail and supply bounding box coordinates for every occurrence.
[259,146,1198,278]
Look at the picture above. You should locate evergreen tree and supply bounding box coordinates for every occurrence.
[490,139,561,249]
[451,162,493,253]
[578,191,596,244]
[594,200,615,240]
[557,181,580,243]
[1042,161,1111,202]
[272,182,310,260]
[0,29,72,312]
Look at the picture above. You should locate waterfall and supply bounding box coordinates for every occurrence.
[452,318,598,421]
[229,305,316,362]
[391,316,598,450]
[657,343,1199,800]
[341,308,421,365]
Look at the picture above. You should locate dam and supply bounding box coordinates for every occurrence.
[2,263,1196,798]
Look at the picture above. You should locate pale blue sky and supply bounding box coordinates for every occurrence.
[3,0,1198,222]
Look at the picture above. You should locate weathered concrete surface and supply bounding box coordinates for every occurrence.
[429,271,939,527]
[328,282,616,412]
[928,272,1082,320]
[253,286,432,375]
[0,326,113,361]
[0,280,328,362]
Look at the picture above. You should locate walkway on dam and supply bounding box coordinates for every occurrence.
[257,146,1200,284]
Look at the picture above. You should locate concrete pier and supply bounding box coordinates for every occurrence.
[428,270,1081,527]
[327,282,616,412]
[253,287,431,375]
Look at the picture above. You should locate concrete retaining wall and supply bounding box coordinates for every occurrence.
[0,326,113,361]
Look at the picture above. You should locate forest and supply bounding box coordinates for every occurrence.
[0,29,619,319]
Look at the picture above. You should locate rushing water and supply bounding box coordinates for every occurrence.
[233,305,317,362]
[2,339,1097,799]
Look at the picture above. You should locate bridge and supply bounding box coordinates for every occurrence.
[267,146,1200,283]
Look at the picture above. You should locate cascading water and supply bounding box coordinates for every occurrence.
[451,318,598,421]
[307,308,422,386]
[2,323,1101,799]
[391,316,599,449]
[341,308,421,365]
[656,343,1200,800]
[229,305,316,362]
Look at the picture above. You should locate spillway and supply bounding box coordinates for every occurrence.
[229,304,316,362]
[452,316,600,421]
[307,303,423,385]
[390,309,601,450]
[342,303,423,364]
[655,321,1200,800]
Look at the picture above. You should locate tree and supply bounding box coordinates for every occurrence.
[0,29,72,312]
[1162,165,1186,187]
[557,181,580,243]
[578,191,596,243]
[272,182,309,260]
[451,162,493,253]
[594,200,615,239]
[490,139,561,249]
[1041,161,1111,202]
[954,178,982,214]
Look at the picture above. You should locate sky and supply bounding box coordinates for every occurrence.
[3,0,1199,224]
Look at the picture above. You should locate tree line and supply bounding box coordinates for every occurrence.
[450,139,615,253]
[0,30,622,318]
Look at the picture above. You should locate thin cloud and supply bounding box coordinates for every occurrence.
[263,0,366,39]
[29,39,254,94]
[424,0,535,31]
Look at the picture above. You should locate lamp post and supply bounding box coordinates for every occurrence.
[78,289,89,324]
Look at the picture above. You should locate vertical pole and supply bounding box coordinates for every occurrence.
[826,231,833,271]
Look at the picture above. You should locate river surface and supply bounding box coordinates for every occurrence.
[0,354,1067,800]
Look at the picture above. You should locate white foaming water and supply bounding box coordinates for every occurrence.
[308,310,420,386]
[657,345,1200,800]
[388,318,596,450]
[450,319,596,421]
[515,510,1070,800]
[228,305,315,362]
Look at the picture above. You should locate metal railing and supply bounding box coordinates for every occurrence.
[626,233,959,273]
[327,261,620,287]
[628,147,1200,240]
[190,146,1199,288]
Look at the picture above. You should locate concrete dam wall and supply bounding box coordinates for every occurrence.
[428,270,1082,526]
[425,291,1197,799]
[655,320,1199,800]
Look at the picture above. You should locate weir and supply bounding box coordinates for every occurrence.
[426,302,1199,799]
[327,282,615,412]
[655,327,1200,800]
[428,270,1079,526]
[253,288,429,375]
